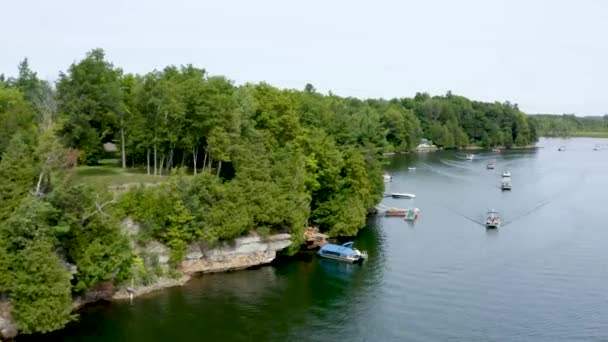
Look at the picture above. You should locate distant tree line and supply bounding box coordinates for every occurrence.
[0,49,538,335]
[528,114,608,137]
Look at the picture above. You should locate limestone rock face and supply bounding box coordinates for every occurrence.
[181,234,292,274]
[0,302,17,340]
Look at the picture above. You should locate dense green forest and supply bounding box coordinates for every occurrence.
[528,114,608,137]
[0,49,538,335]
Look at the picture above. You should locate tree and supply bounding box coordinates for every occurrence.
[0,84,37,156]
[57,49,122,164]
[0,133,37,220]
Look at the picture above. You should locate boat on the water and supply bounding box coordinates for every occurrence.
[318,242,368,264]
[487,162,495,170]
[593,146,600,151]
[404,208,420,221]
[558,146,566,151]
[408,167,416,171]
[384,208,408,217]
[492,148,501,152]
[389,192,416,199]
[501,178,512,191]
[485,210,501,228]
[466,154,475,160]
[502,171,511,178]
[383,174,392,182]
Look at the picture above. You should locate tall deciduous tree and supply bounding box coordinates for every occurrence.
[57,49,122,164]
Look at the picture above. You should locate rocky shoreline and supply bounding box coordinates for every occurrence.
[0,232,293,340]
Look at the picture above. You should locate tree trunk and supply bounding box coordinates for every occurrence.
[208,156,213,170]
[35,171,44,196]
[192,146,198,175]
[159,155,165,176]
[153,145,158,176]
[120,124,126,169]
[202,152,207,172]
[181,150,186,167]
[146,149,150,175]
[217,160,222,177]
[167,148,174,172]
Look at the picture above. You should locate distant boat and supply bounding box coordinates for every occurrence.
[318,242,367,264]
[466,154,475,160]
[485,210,501,228]
[389,192,416,199]
[593,146,599,151]
[384,208,408,217]
[492,148,501,152]
[558,146,566,151]
[486,162,495,170]
[502,171,511,178]
[501,178,512,191]
[383,174,392,182]
[408,167,416,171]
[404,208,420,221]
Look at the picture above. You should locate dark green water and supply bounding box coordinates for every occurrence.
[24,138,608,341]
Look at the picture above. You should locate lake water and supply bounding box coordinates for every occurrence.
[25,138,608,341]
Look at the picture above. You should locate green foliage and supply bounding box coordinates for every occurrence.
[0,197,73,334]
[9,238,74,334]
[0,133,38,220]
[529,114,608,137]
[57,49,123,164]
[0,84,37,156]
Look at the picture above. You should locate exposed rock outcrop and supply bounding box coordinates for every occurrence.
[112,232,292,300]
[0,302,17,341]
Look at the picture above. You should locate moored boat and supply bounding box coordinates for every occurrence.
[389,192,416,199]
[492,148,501,152]
[383,173,392,182]
[485,210,501,228]
[317,242,367,264]
[384,208,408,217]
[466,154,475,160]
[408,167,416,171]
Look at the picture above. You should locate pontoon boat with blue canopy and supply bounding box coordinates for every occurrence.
[318,242,368,264]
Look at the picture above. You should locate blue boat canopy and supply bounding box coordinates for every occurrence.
[319,242,357,256]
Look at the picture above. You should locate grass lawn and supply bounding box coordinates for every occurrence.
[71,164,168,190]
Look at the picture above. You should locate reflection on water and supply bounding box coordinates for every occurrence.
[22,138,608,342]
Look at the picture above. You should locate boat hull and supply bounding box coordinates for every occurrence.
[317,253,363,264]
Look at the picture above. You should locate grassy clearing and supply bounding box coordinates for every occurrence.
[71,165,168,190]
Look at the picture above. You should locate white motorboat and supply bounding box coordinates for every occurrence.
[389,192,416,199]
[485,210,501,228]
[383,174,392,182]
[466,154,475,160]
[502,171,511,178]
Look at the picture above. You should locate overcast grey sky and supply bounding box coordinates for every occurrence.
[2,0,607,115]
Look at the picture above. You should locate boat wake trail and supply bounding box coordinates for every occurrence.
[502,168,589,227]
[429,200,485,227]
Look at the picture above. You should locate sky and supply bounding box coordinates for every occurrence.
[1,0,607,115]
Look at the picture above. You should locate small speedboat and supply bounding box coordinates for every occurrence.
[466,154,475,160]
[408,167,416,171]
[593,146,599,151]
[485,210,501,228]
[389,192,416,199]
[383,174,392,182]
[558,146,566,151]
[502,171,511,178]
[318,242,367,264]
[487,162,495,170]
[501,179,512,191]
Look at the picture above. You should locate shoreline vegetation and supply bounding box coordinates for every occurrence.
[1,49,538,339]
[529,114,608,138]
